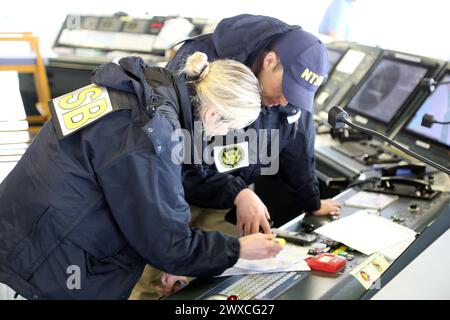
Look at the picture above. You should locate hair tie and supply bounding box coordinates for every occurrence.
[187,62,210,82]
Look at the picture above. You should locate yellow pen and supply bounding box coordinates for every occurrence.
[273,237,286,246]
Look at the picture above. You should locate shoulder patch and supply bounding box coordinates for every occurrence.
[49,84,115,139]
[214,141,250,173]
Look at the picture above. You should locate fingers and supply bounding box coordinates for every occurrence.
[313,199,343,216]
[250,223,258,235]
[236,219,245,234]
[165,276,180,290]
[244,222,252,236]
[154,285,171,296]
[157,275,189,296]
[326,199,342,209]
[260,233,276,240]
[265,239,283,257]
[160,273,168,287]
[260,217,272,234]
[258,233,282,257]
[242,218,271,235]
[173,277,189,291]
[167,276,189,293]
[238,233,283,260]
[265,208,271,220]
[329,201,342,216]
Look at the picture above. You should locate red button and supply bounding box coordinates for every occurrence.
[227,295,239,300]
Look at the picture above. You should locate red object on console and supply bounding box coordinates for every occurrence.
[305,253,347,273]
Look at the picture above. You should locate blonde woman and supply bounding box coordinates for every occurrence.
[0,52,283,300]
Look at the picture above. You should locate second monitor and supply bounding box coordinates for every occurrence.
[342,51,443,135]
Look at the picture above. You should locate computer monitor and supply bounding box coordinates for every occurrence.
[346,56,429,131]
[406,74,450,148]
[327,48,345,74]
[81,16,100,30]
[98,17,123,32]
[315,47,346,97]
[314,44,382,117]
[394,68,450,169]
[122,19,150,34]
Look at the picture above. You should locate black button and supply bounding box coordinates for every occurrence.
[146,105,156,115]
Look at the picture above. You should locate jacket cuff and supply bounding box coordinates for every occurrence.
[226,237,241,267]
[299,196,321,213]
[226,177,248,207]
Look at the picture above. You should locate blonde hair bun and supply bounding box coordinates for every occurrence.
[182,53,262,134]
[184,51,210,80]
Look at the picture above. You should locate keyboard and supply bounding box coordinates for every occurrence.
[198,272,307,300]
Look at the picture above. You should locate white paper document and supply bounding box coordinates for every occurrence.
[379,237,416,260]
[315,210,417,256]
[344,191,398,210]
[0,162,18,183]
[0,72,27,121]
[218,244,310,277]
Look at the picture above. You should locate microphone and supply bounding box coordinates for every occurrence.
[421,113,450,128]
[328,106,450,175]
[421,78,450,93]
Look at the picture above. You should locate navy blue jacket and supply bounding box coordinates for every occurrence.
[167,14,321,212]
[0,57,239,299]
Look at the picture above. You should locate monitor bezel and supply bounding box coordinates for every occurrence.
[314,42,383,116]
[327,46,348,76]
[53,15,161,54]
[343,50,442,135]
[122,19,151,34]
[392,65,450,169]
[97,17,124,32]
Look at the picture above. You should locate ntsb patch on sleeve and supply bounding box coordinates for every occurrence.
[214,141,250,173]
[49,84,114,139]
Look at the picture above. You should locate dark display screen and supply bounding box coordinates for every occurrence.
[406,74,450,147]
[98,18,123,31]
[81,17,99,30]
[347,58,428,124]
[123,19,148,33]
[327,48,344,73]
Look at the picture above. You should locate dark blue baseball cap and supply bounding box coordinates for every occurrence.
[275,28,329,112]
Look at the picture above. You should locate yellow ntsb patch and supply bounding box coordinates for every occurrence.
[49,84,114,139]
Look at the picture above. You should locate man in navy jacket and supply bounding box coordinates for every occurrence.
[129,14,343,300]
[167,15,342,234]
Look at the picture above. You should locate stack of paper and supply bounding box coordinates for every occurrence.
[218,244,310,277]
[315,210,417,256]
[0,72,30,170]
[379,237,416,260]
[0,162,18,183]
[344,191,398,210]
[0,72,27,121]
